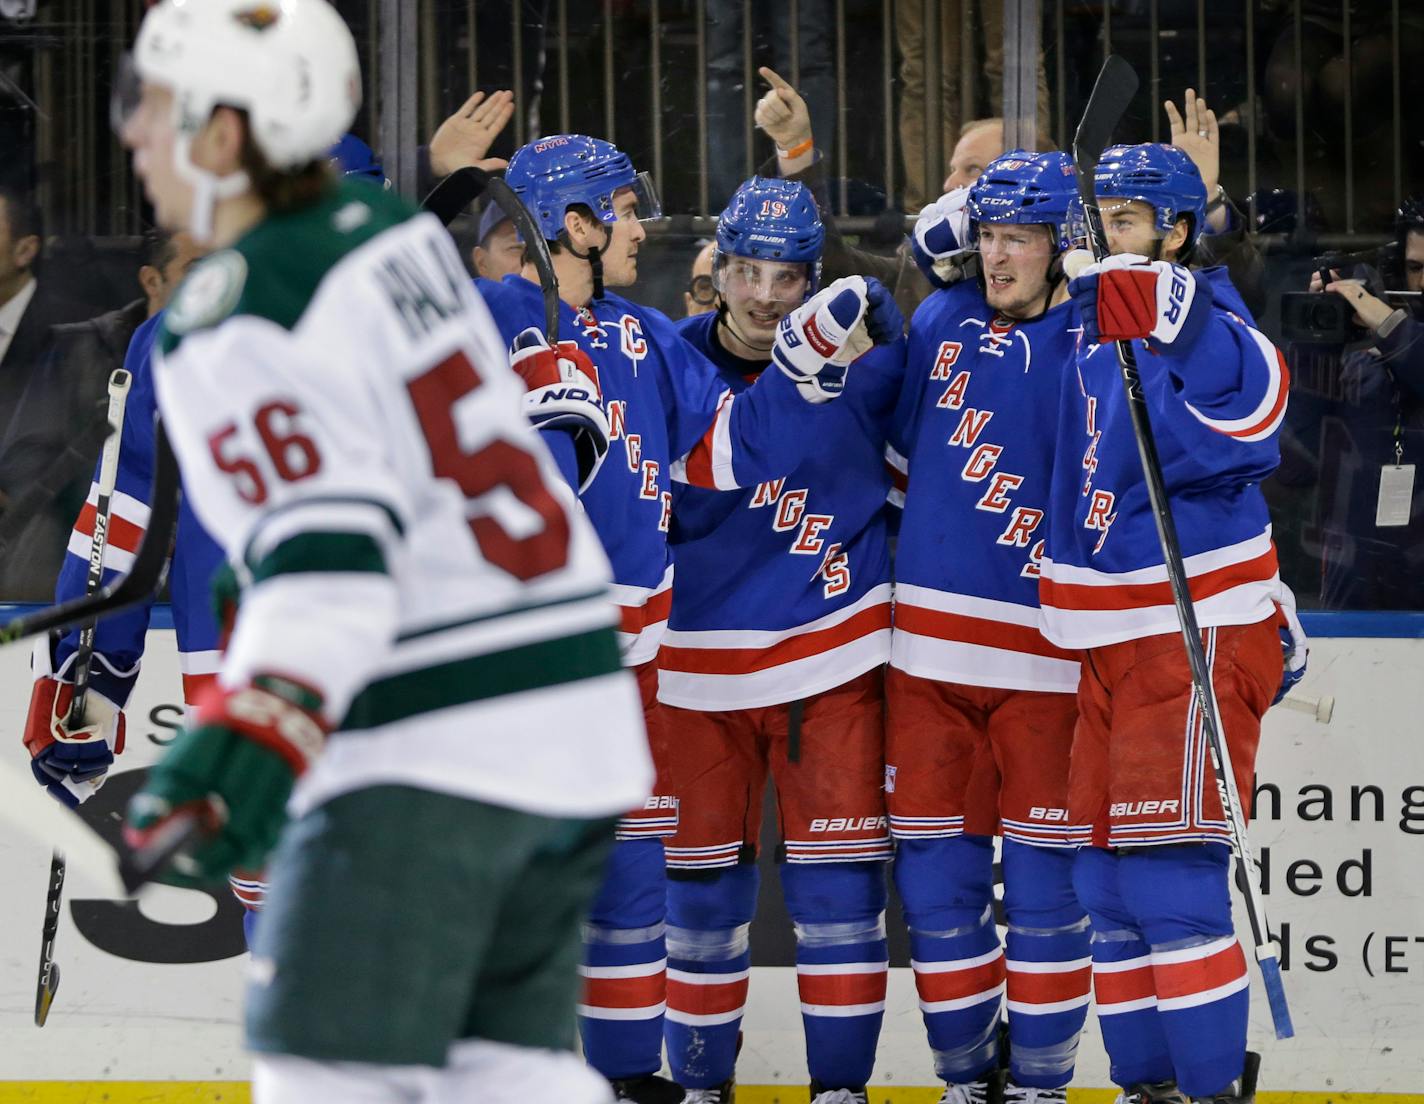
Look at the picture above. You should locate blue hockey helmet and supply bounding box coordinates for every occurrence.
[329,133,387,186]
[1094,143,1208,249]
[714,176,824,296]
[504,134,662,242]
[967,150,1081,253]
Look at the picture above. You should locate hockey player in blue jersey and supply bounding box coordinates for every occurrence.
[664,177,905,1104]
[1042,143,1302,1104]
[889,151,1091,1104]
[479,138,893,1103]
[20,135,409,948]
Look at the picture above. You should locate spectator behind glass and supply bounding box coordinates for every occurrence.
[0,229,202,600]
[896,0,1049,210]
[704,0,834,210]
[0,184,91,441]
[684,240,717,318]
[471,199,524,281]
[1305,200,1424,609]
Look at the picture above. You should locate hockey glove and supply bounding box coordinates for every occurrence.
[1273,581,1308,706]
[773,275,874,403]
[124,675,329,886]
[23,646,127,809]
[1068,254,1211,350]
[863,277,906,343]
[910,187,973,288]
[510,327,611,493]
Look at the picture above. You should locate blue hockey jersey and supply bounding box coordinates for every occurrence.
[658,310,903,710]
[889,282,1081,694]
[1039,267,1288,648]
[38,311,226,709]
[475,276,836,665]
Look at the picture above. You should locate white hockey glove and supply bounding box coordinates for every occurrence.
[911,186,973,287]
[510,328,611,493]
[772,275,875,403]
[1272,580,1308,706]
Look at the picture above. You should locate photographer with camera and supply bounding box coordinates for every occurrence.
[1302,198,1424,608]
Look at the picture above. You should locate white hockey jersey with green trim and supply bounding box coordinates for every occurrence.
[153,180,651,820]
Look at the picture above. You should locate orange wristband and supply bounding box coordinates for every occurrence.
[778,137,814,159]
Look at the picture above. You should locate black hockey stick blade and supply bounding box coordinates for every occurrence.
[33,850,65,1026]
[484,175,561,343]
[420,165,491,227]
[1072,55,1139,188]
[0,419,179,645]
[0,404,111,560]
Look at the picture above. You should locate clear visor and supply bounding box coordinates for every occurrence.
[1092,197,1165,237]
[611,172,663,223]
[713,254,812,304]
[970,223,1059,256]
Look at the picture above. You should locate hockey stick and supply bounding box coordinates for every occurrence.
[33,368,131,1027]
[1072,54,1294,1040]
[0,419,179,646]
[69,367,132,725]
[33,850,64,1026]
[422,166,562,343]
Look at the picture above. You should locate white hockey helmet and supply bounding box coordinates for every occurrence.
[123,0,360,240]
[132,0,361,170]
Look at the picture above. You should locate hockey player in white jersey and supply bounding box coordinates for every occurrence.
[115,3,648,1102]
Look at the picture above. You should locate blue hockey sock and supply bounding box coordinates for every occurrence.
[665,863,759,1089]
[1074,847,1173,1089]
[1001,840,1091,1089]
[1119,844,1248,1098]
[783,861,889,1090]
[579,838,668,1081]
[894,835,1003,1083]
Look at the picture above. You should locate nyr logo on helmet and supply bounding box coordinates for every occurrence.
[758,199,790,219]
[532,136,572,153]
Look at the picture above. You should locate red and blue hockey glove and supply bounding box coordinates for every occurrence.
[123,675,329,886]
[1068,254,1210,350]
[24,654,127,809]
[863,276,905,343]
[773,275,875,403]
[509,327,610,492]
[1273,582,1308,706]
[910,186,973,288]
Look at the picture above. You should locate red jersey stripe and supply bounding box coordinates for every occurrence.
[894,603,1076,661]
[658,602,891,675]
[619,586,674,636]
[74,502,146,555]
[1041,547,1278,613]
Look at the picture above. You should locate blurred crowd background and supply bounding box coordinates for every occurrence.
[1,0,1422,609]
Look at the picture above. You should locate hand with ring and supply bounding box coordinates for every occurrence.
[1164,87,1220,199]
